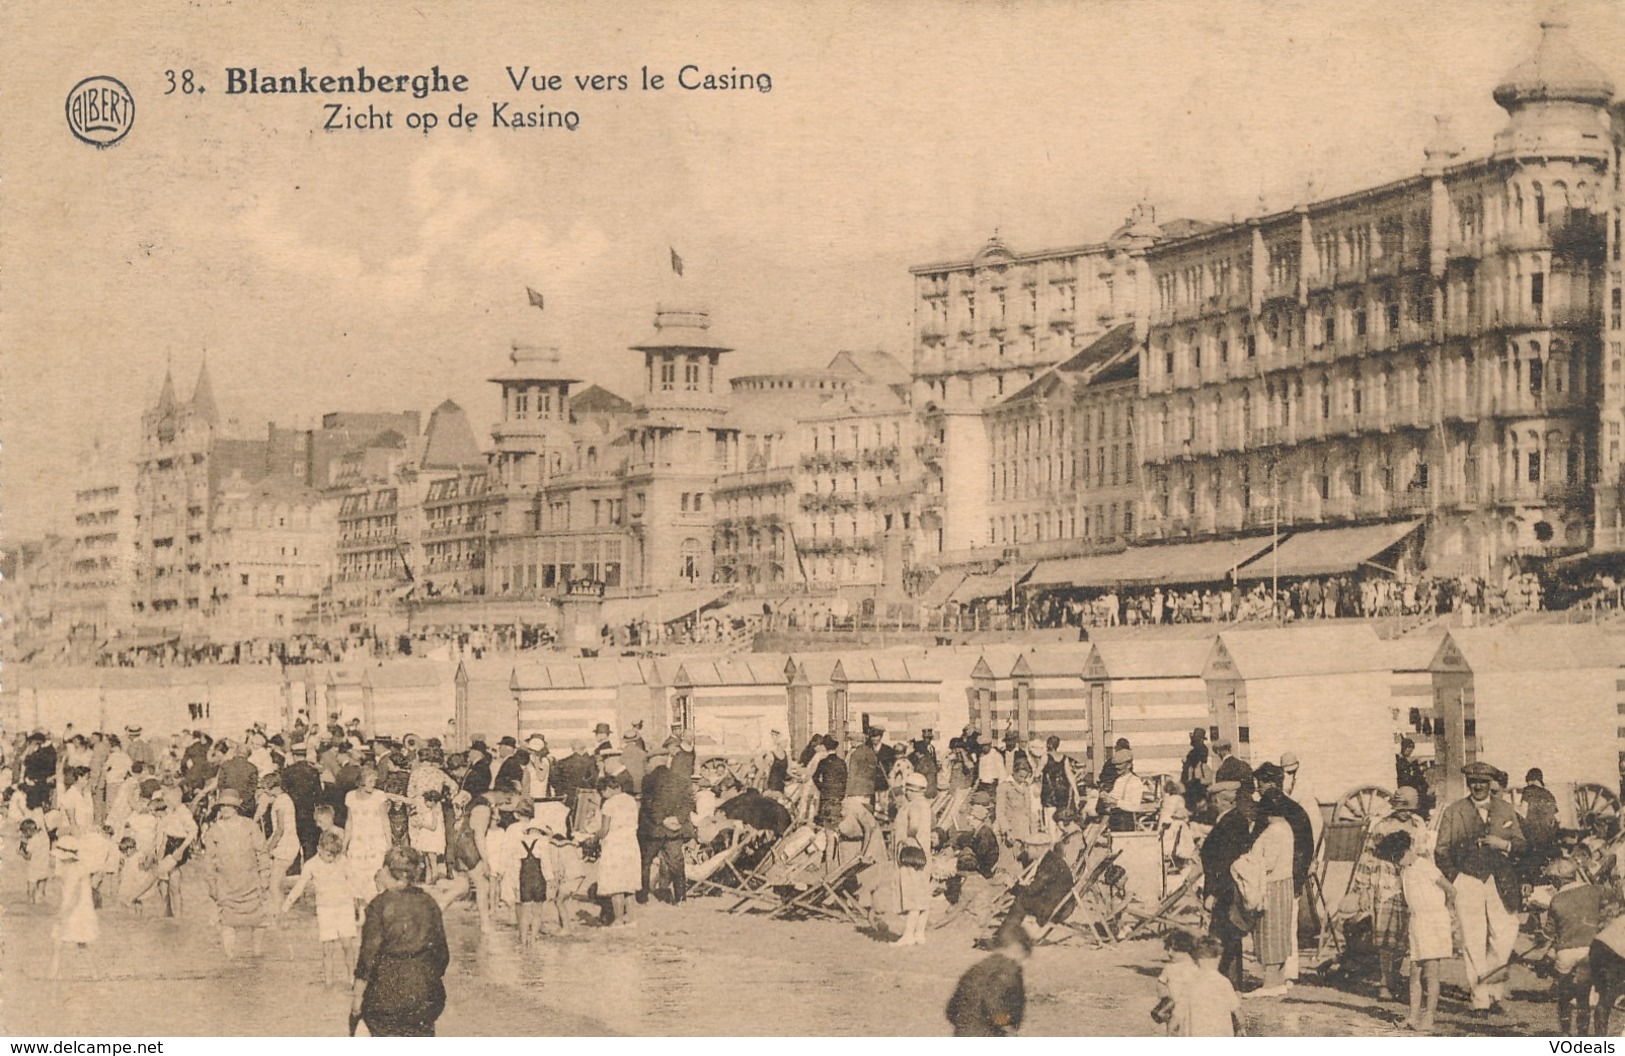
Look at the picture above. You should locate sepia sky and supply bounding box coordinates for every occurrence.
[3,0,1623,540]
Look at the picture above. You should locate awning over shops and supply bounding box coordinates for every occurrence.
[949,564,1036,603]
[102,633,180,652]
[1234,520,1421,580]
[1028,537,1277,591]
[915,570,968,608]
[600,587,733,627]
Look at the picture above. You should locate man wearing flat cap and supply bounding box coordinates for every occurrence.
[1200,779,1254,989]
[1435,760,1525,1012]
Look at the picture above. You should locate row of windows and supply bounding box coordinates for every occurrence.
[988,503,1135,546]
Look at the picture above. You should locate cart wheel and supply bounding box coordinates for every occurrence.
[1575,783,1621,832]
[1331,785,1392,825]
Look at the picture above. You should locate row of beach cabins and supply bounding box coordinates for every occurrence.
[10,623,1625,823]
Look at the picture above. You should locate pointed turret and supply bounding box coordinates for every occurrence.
[190,356,219,425]
[156,368,178,416]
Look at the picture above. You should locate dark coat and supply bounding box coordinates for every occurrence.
[1273,795,1316,892]
[639,754,697,840]
[356,886,450,1035]
[1213,755,1254,793]
[946,953,1026,1036]
[1201,807,1254,908]
[812,753,847,828]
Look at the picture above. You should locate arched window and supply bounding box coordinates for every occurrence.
[1351,368,1364,416]
[679,538,702,582]
[1534,182,1546,225]
[1319,373,1331,419]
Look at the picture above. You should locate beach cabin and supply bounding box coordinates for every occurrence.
[509,657,663,747]
[963,644,1039,740]
[1446,626,1625,826]
[1001,643,1096,754]
[799,652,951,742]
[1369,632,1475,803]
[1203,625,1398,807]
[1084,636,1217,781]
[657,655,795,759]
[360,663,459,739]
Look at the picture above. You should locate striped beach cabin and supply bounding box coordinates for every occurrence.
[1085,636,1217,780]
[658,655,795,759]
[510,658,663,749]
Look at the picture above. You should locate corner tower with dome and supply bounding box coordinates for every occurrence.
[1115,17,1615,579]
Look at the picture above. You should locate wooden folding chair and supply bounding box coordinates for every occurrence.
[770,859,870,925]
[1309,818,1372,965]
[1120,862,1207,939]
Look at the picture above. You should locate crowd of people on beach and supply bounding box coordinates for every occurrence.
[10,707,1625,1037]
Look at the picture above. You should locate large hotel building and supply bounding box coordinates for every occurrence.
[15,19,1625,655]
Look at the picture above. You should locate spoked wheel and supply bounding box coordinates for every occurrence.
[1574,782,1621,833]
[1331,785,1392,825]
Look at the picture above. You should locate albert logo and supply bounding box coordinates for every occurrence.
[66,76,135,148]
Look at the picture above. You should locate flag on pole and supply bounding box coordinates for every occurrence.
[670,248,684,277]
[526,287,545,310]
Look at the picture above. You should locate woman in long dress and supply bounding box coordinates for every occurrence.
[204,789,272,958]
[352,846,450,1037]
[344,766,398,903]
[50,834,99,979]
[1346,786,1429,999]
[594,775,640,927]
[1247,797,1298,996]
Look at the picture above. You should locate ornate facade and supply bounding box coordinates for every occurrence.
[1135,22,1612,576]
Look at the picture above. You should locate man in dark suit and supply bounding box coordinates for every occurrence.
[1200,779,1255,989]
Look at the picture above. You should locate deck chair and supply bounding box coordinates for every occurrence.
[725,826,830,914]
[1034,847,1129,945]
[1309,818,1372,966]
[687,825,773,897]
[1121,861,1207,939]
[768,858,871,924]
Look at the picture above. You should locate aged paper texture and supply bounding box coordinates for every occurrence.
[5,0,1625,1039]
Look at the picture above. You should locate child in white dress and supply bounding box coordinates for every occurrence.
[1376,829,1458,1033]
[20,819,51,903]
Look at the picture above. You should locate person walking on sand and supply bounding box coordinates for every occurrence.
[946,920,1031,1036]
[352,846,450,1037]
[204,789,273,958]
[49,834,100,980]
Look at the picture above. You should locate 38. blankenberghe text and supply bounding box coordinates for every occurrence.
[227,66,470,99]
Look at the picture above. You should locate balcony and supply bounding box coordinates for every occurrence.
[1486,390,1585,418]
[1495,480,1588,506]
[1243,505,1278,529]
[1550,306,1601,329]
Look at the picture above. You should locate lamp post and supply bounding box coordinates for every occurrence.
[1270,454,1281,623]
[1003,545,1022,631]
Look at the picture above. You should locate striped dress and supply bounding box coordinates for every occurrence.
[1251,817,1296,967]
